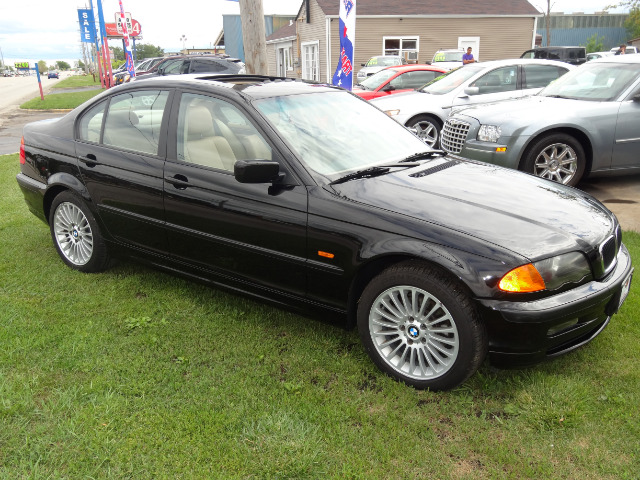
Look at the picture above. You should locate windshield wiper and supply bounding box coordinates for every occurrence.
[330,163,420,185]
[400,151,445,162]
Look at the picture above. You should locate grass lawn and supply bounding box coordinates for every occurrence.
[1,152,638,478]
[52,75,104,89]
[20,89,104,110]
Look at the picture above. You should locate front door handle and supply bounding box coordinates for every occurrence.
[79,153,98,167]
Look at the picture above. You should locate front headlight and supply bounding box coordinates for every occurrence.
[384,109,400,117]
[498,252,592,293]
[477,124,502,143]
[533,252,592,291]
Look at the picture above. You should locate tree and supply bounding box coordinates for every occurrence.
[583,33,605,53]
[607,1,640,39]
[37,60,47,73]
[625,8,640,38]
[111,46,124,62]
[56,60,71,70]
[134,43,164,60]
[76,59,86,70]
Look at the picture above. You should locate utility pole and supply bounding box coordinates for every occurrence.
[238,0,268,75]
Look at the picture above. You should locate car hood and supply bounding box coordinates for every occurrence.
[358,66,385,77]
[370,89,447,110]
[331,158,614,260]
[454,95,601,125]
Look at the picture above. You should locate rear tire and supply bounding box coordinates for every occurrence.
[357,262,487,391]
[522,133,585,186]
[49,191,110,273]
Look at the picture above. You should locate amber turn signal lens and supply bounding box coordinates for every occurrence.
[498,263,546,292]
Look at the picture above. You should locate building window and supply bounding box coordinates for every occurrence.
[302,41,319,81]
[383,37,419,62]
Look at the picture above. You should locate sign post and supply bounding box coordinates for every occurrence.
[116,1,135,80]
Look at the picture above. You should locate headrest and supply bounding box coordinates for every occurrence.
[187,105,214,137]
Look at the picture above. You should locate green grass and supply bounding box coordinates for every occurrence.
[52,75,104,89]
[1,152,639,479]
[20,89,104,110]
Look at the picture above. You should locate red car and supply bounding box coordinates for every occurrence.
[352,64,447,100]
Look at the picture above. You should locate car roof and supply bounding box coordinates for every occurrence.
[117,74,339,99]
[465,58,577,69]
[589,53,640,64]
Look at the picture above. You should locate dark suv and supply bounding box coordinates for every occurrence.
[521,46,587,65]
[134,55,245,81]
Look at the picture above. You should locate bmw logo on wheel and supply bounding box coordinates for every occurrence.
[408,326,419,339]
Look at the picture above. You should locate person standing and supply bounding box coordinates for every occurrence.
[462,47,476,64]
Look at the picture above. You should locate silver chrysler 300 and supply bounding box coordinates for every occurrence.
[441,55,640,186]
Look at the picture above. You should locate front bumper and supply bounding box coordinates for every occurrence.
[479,243,633,367]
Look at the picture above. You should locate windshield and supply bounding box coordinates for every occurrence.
[358,69,396,90]
[419,65,482,95]
[540,62,640,101]
[432,51,463,63]
[255,91,429,179]
[366,57,400,67]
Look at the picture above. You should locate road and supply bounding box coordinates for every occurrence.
[0,79,638,232]
[0,74,61,123]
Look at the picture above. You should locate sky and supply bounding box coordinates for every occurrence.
[0,0,630,69]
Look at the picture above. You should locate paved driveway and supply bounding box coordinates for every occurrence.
[1,107,638,233]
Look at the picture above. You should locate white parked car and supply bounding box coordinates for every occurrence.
[370,59,574,148]
[430,49,466,71]
[356,56,407,82]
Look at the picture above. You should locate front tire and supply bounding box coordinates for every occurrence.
[406,115,442,149]
[522,133,585,186]
[49,191,110,272]
[357,262,487,391]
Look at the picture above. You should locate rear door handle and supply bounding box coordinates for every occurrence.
[165,174,190,189]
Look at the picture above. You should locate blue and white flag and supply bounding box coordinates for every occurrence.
[332,0,356,90]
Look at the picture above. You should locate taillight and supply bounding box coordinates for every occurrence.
[19,136,25,164]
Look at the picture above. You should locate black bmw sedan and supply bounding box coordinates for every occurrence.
[16,74,633,391]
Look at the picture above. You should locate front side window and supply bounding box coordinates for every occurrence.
[471,66,518,94]
[390,70,441,90]
[161,59,187,75]
[103,90,169,155]
[177,93,271,171]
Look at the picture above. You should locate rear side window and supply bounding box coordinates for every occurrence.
[190,60,235,73]
[103,90,169,155]
[78,101,106,143]
[390,70,441,89]
[523,65,568,88]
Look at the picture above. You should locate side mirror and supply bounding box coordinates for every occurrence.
[361,63,366,67]
[633,93,640,102]
[382,84,396,92]
[234,159,281,184]
[464,86,480,96]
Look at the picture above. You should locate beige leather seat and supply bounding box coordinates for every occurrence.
[184,106,236,171]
